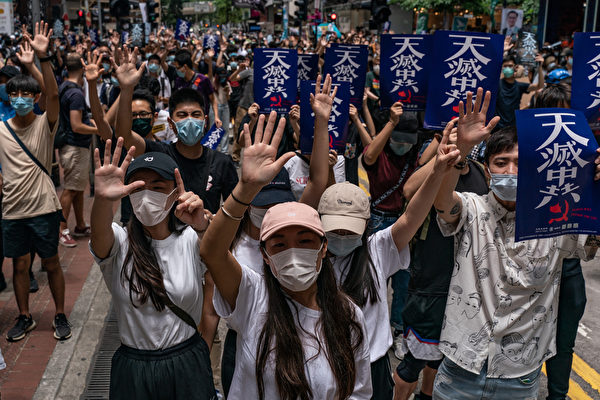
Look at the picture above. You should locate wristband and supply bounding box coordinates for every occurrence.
[38,54,54,63]
[454,161,467,170]
[231,192,251,207]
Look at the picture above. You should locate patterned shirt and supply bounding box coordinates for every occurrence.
[436,192,596,379]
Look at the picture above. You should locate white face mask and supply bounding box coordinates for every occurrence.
[129,188,177,227]
[266,244,323,292]
[249,206,268,228]
[325,232,362,257]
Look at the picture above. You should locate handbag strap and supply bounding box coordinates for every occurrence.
[3,120,49,176]
[371,161,410,208]
[165,297,198,331]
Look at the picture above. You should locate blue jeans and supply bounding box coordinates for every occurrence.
[368,210,410,331]
[433,358,541,400]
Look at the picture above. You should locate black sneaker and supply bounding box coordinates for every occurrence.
[29,277,39,293]
[52,313,72,340]
[6,315,37,342]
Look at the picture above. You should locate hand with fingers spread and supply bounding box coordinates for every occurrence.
[94,138,145,202]
[433,121,462,174]
[112,47,146,89]
[27,21,53,57]
[310,74,338,121]
[240,111,296,189]
[503,36,514,53]
[456,88,500,153]
[173,169,210,231]
[82,52,105,83]
[17,41,35,66]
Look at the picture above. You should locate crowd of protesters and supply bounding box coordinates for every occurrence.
[0,18,598,400]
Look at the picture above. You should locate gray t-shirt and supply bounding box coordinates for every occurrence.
[238,69,254,109]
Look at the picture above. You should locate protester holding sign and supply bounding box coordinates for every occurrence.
[432,88,599,398]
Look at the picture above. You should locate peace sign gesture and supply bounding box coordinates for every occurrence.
[93,137,144,201]
[173,169,211,231]
[433,119,461,174]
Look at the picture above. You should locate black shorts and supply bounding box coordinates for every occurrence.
[395,350,443,383]
[2,211,60,259]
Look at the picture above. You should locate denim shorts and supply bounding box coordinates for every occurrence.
[433,358,541,400]
[2,211,60,259]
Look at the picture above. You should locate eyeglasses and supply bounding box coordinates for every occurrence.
[175,111,204,119]
[132,111,153,119]
[9,91,34,98]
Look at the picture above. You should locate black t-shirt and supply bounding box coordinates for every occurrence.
[59,81,92,148]
[144,140,238,214]
[408,160,489,296]
[343,122,364,185]
[495,79,529,128]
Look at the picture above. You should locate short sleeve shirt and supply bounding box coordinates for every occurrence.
[59,81,93,148]
[495,79,529,128]
[174,72,215,116]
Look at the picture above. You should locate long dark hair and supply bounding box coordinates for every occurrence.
[338,232,381,307]
[255,250,364,400]
[121,206,185,311]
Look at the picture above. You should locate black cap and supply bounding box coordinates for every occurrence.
[125,152,179,183]
[251,168,295,206]
[0,66,20,79]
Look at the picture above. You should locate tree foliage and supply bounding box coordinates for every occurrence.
[213,0,246,24]
[162,0,183,26]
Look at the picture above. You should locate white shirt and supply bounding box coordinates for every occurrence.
[214,265,373,399]
[153,109,177,143]
[90,223,205,350]
[331,226,410,362]
[436,192,596,378]
[284,154,346,201]
[232,230,264,275]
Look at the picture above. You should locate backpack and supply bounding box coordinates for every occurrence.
[54,81,80,149]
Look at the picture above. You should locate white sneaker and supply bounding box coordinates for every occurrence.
[393,329,405,360]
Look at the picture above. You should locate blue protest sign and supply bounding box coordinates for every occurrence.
[515,108,600,241]
[323,44,368,108]
[253,48,298,114]
[89,28,98,44]
[201,123,226,149]
[299,80,350,154]
[175,19,191,41]
[380,34,432,111]
[424,31,503,129]
[203,34,220,51]
[298,54,319,82]
[571,33,600,131]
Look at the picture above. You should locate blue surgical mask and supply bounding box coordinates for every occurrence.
[230,61,238,70]
[102,63,111,72]
[10,96,34,116]
[175,118,205,146]
[489,172,518,202]
[148,63,160,73]
[176,69,185,78]
[326,232,363,257]
[145,53,153,59]
[0,84,8,102]
[503,67,515,78]
[167,55,176,62]
[59,45,65,51]
[389,142,413,156]
[111,76,120,87]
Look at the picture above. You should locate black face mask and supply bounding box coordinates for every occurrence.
[132,118,153,137]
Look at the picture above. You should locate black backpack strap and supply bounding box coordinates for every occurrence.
[3,120,49,176]
[164,297,198,331]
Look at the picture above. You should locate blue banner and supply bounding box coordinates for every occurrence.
[515,108,600,241]
[253,48,298,114]
[203,34,220,51]
[424,31,504,130]
[323,44,368,109]
[299,80,350,154]
[571,33,600,131]
[89,28,98,44]
[201,123,226,149]
[298,54,319,82]
[380,34,432,111]
[175,19,191,41]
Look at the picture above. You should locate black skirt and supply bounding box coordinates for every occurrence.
[109,332,217,400]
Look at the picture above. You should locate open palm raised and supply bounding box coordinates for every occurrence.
[94,138,144,201]
[456,88,501,151]
[310,74,338,120]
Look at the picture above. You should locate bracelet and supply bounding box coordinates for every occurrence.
[454,161,467,170]
[38,54,54,63]
[221,205,243,221]
[231,191,251,207]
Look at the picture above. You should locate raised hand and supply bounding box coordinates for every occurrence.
[26,21,52,57]
[173,169,210,230]
[240,111,295,188]
[248,103,260,120]
[328,149,338,167]
[456,88,500,151]
[310,74,338,121]
[111,46,146,89]
[17,41,35,65]
[349,104,358,121]
[289,104,300,123]
[389,102,404,125]
[503,36,514,53]
[93,138,144,201]
[433,121,462,174]
[82,52,105,82]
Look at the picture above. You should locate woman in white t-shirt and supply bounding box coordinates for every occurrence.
[200,108,373,399]
[89,138,216,400]
[316,128,462,400]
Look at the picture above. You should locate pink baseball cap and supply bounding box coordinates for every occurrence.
[260,202,325,241]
